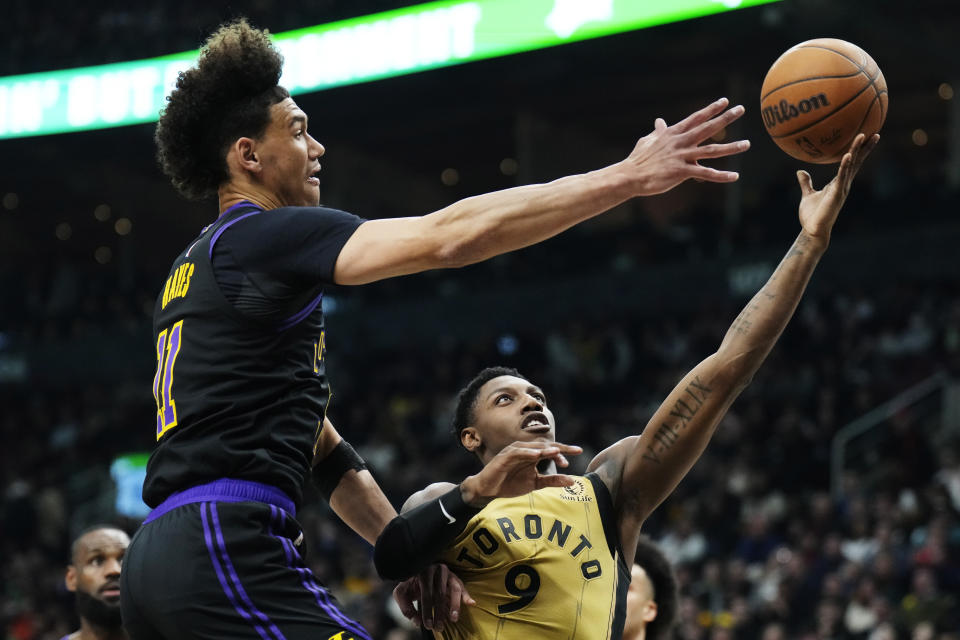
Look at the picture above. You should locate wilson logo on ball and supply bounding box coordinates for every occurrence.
[762,93,831,129]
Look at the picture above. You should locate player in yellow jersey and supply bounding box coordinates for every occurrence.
[375,133,879,638]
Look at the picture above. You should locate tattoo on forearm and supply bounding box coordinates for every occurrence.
[768,235,808,284]
[730,301,760,335]
[641,376,713,463]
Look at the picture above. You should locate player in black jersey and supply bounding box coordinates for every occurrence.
[120,17,751,640]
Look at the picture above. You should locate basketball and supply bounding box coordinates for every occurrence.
[760,38,888,163]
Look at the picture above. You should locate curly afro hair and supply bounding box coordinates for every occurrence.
[155,18,290,200]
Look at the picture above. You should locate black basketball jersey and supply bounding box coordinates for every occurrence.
[143,202,362,508]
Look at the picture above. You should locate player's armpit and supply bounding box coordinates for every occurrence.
[585,436,638,504]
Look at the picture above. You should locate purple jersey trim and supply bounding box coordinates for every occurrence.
[276,291,324,332]
[144,478,295,524]
[201,503,278,640]
[220,200,260,218]
[267,505,371,640]
[209,209,265,259]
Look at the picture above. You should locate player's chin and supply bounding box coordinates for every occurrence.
[519,428,555,443]
[303,182,321,205]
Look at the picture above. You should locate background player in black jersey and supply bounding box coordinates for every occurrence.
[377,134,879,637]
[121,17,751,640]
[623,537,678,640]
[64,525,130,640]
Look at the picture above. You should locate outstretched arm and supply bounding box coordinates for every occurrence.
[333,99,748,285]
[588,134,879,558]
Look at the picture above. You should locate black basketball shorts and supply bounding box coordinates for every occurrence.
[120,479,371,640]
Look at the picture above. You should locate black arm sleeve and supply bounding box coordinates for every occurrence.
[373,486,481,581]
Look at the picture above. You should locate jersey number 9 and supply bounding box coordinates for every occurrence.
[497,564,540,614]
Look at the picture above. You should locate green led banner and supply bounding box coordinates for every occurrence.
[0,0,780,139]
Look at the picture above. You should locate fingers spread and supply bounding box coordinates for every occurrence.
[393,582,422,623]
[686,165,740,183]
[684,104,745,143]
[672,97,729,133]
[851,133,879,173]
[506,441,582,457]
[689,139,750,160]
[554,443,583,455]
[421,567,440,629]
[442,565,462,623]
[796,170,814,195]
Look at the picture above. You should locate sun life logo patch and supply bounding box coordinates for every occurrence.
[561,479,592,502]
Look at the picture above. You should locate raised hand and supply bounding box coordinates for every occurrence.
[393,563,476,631]
[626,97,750,196]
[797,133,879,242]
[460,441,583,508]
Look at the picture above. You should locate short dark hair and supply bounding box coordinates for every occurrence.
[70,524,128,564]
[155,18,290,200]
[634,536,678,640]
[452,366,525,448]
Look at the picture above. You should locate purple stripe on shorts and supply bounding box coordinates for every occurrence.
[268,505,293,567]
[294,566,371,640]
[201,503,274,640]
[276,291,324,332]
[210,503,286,640]
[265,510,370,640]
[281,531,371,640]
[209,210,265,259]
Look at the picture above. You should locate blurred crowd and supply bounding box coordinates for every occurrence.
[1,249,958,637]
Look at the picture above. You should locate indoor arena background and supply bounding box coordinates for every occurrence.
[1,0,958,638]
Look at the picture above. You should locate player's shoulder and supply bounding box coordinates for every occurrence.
[243,205,365,233]
[401,481,457,513]
[585,435,641,499]
[586,435,640,473]
[272,205,361,219]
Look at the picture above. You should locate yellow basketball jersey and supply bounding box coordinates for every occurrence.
[434,473,629,640]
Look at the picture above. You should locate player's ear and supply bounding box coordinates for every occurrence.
[65,565,77,592]
[644,600,658,622]
[461,427,481,452]
[231,137,261,174]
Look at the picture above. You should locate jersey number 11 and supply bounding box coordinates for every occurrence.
[153,321,184,439]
